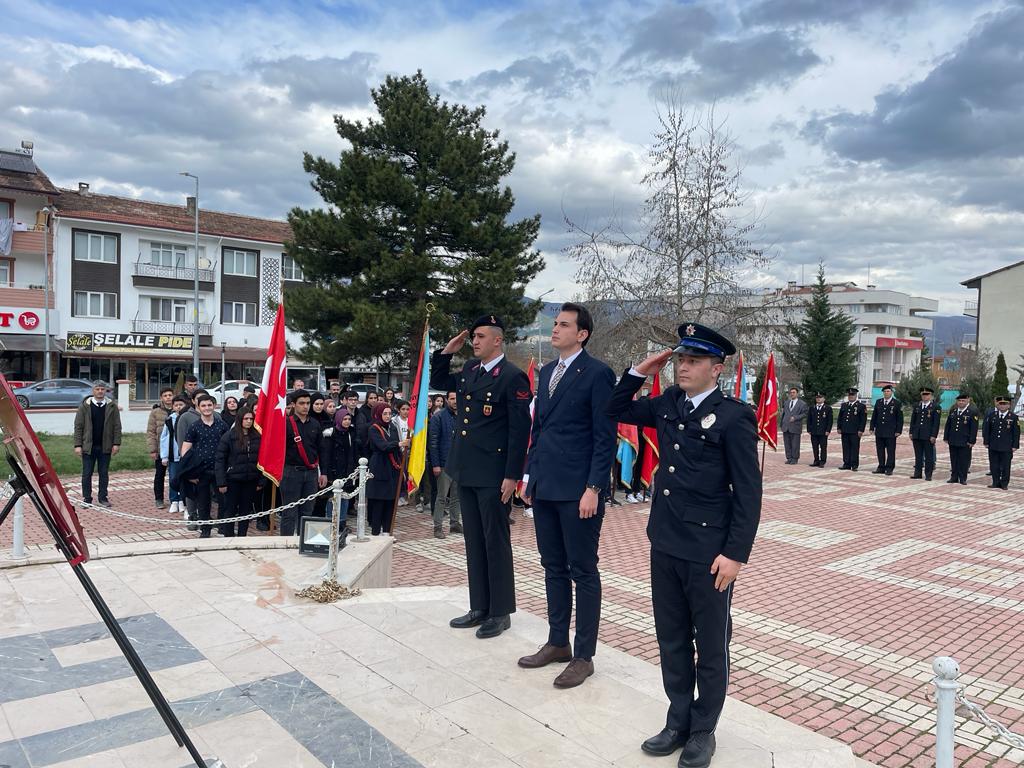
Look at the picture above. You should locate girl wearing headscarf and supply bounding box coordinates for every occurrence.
[331,411,357,524]
[366,402,408,535]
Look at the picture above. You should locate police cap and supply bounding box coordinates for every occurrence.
[814,391,826,397]
[672,323,736,358]
[955,392,969,401]
[995,394,1011,403]
[470,314,504,333]
[847,387,859,394]
[919,387,934,395]
[881,384,893,392]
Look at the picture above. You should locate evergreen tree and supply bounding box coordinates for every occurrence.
[993,352,1010,399]
[784,264,857,403]
[751,362,768,406]
[285,72,544,366]
[895,366,940,407]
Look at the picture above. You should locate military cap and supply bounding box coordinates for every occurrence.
[995,394,1011,403]
[814,391,826,397]
[470,314,504,333]
[955,392,969,400]
[847,387,859,394]
[672,322,736,358]
[881,384,893,392]
[919,387,934,395]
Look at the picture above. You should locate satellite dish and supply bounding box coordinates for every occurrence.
[198,256,212,270]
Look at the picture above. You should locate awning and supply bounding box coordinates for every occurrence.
[0,334,65,352]
[198,346,268,362]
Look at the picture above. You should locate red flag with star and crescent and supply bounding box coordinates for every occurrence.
[255,304,288,485]
[640,373,661,487]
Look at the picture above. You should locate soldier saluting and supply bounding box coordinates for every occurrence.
[607,323,761,768]
[908,387,941,480]
[982,395,1019,489]
[837,388,867,471]
[943,392,978,485]
[431,315,532,639]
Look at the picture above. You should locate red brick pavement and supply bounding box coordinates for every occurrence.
[3,435,1023,767]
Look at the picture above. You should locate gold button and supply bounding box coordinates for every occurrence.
[461,430,467,436]
[668,466,675,473]
[663,489,670,496]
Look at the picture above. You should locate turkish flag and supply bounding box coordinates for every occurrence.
[516,358,536,498]
[640,373,661,487]
[256,304,288,485]
[755,352,779,450]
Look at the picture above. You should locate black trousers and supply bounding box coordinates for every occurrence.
[988,450,1012,488]
[220,480,257,537]
[194,469,217,538]
[651,550,732,734]
[533,498,604,660]
[911,439,936,476]
[459,484,516,617]
[841,433,861,468]
[948,445,972,482]
[153,458,167,501]
[367,497,394,535]
[280,465,317,536]
[874,436,896,471]
[809,434,828,465]
[783,431,801,462]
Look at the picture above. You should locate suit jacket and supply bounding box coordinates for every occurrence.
[608,374,761,564]
[780,398,809,433]
[525,350,617,502]
[909,402,941,440]
[870,398,904,438]
[983,410,1020,451]
[838,400,867,434]
[944,407,979,447]
[430,352,532,488]
[806,404,833,435]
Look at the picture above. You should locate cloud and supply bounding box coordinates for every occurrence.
[449,53,593,99]
[250,52,377,108]
[618,4,718,64]
[743,139,787,166]
[742,0,922,28]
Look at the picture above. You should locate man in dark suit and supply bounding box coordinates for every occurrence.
[983,395,1020,489]
[837,388,867,470]
[908,387,941,480]
[806,392,833,467]
[431,315,532,639]
[779,388,808,464]
[944,392,979,485]
[517,303,616,689]
[608,323,761,768]
[869,384,903,475]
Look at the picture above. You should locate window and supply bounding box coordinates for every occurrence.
[282,253,304,281]
[149,242,189,267]
[0,260,10,286]
[222,301,256,325]
[74,291,117,318]
[150,298,189,323]
[872,368,882,381]
[224,249,257,277]
[847,304,862,314]
[73,231,117,263]
[873,348,883,362]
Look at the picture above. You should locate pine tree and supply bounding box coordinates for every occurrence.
[993,352,1010,399]
[784,264,857,403]
[285,72,544,366]
[751,362,768,406]
[895,366,940,407]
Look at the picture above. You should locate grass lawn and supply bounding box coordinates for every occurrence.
[36,432,154,477]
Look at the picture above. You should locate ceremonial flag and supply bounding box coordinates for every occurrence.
[640,374,661,488]
[516,359,536,498]
[617,423,639,487]
[755,352,779,449]
[405,321,431,491]
[256,304,288,485]
[734,351,747,403]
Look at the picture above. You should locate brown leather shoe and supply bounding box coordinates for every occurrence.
[517,643,572,668]
[553,658,594,688]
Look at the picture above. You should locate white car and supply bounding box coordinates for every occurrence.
[345,383,385,403]
[206,380,261,406]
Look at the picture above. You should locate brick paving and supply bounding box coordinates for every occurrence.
[3,435,1024,767]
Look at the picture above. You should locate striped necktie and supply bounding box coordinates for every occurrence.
[548,361,567,397]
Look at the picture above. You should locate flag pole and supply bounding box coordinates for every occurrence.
[760,439,766,476]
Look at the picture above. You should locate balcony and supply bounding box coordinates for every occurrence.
[131,318,212,337]
[0,283,55,308]
[131,261,215,292]
[964,299,978,318]
[9,229,53,257]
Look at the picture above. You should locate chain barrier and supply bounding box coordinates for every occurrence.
[955,688,1024,751]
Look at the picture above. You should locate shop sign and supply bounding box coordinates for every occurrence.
[875,336,924,350]
[0,307,46,333]
[65,332,195,357]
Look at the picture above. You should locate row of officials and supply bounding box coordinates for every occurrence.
[431,306,760,768]
[781,384,1019,487]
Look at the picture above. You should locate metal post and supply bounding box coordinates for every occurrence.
[355,457,369,542]
[42,207,51,381]
[179,172,200,377]
[9,496,26,560]
[933,656,960,768]
[327,479,343,582]
[220,342,226,390]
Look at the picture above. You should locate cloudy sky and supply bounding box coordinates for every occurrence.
[2,0,1022,314]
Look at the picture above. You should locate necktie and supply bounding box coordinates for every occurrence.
[548,361,566,397]
[681,398,694,419]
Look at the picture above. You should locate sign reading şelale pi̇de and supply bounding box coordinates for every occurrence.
[65,332,195,357]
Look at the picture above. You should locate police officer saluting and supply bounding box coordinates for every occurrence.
[607,323,761,768]
[432,315,532,639]
[869,384,903,475]
[837,388,867,471]
[944,393,978,485]
[982,395,1019,489]
[806,392,833,467]
[908,387,941,480]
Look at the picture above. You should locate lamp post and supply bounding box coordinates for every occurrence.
[179,172,200,377]
[220,341,227,392]
[41,205,52,380]
[536,289,555,366]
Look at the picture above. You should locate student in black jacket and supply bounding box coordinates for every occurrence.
[215,408,263,536]
[366,402,409,535]
[331,412,358,522]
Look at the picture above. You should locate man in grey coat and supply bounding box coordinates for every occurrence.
[780,387,808,464]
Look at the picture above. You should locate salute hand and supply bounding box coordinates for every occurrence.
[635,349,673,377]
[442,330,469,355]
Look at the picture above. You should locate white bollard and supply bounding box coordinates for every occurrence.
[9,496,26,560]
[327,479,344,582]
[933,656,960,768]
[356,458,369,542]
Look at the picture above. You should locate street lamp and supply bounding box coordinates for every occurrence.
[536,289,555,365]
[41,205,52,380]
[179,172,200,377]
[220,341,227,392]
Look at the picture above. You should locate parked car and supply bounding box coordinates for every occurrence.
[13,379,95,409]
[206,380,262,406]
[345,383,385,403]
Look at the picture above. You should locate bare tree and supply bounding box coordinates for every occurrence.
[566,97,779,354]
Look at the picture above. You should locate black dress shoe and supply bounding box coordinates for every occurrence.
[959,480,967,485]
[475,614,510,638]
[851,467,859,471]
[910,473,922,479]
[872,468,885,474]
[885,470,893,476]
[679,731,716,768]
[450,610,487,629]
[641,727,686,756]
[838,465,850,470]
[989,483,1000,488]
[946,478,957,484]
[925,475,933,481]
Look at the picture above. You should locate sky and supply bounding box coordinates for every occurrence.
[1,0,1022,314]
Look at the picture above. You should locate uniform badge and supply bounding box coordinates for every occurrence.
[701,414,716,429]
[483,405,492,416]
[685,324,696,336]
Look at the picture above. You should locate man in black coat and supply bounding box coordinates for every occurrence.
[431,315,532,639]
[982,395,1019,489]
[607,323,761,768]
[944,392,979,485]
[806,392,833,467]
[869,384,903,475]
[908,387,941,480]
[837,388,867,470]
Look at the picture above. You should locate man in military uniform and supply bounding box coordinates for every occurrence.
[837,388,867,471]
[982,395,1019,489]
[908,387,941,480]
[806,392,833,467]
[943,393,978,485]
[869,384,903,475]
[608,323,761,768]
[431,316,532,638]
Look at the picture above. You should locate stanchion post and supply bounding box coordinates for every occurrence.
[933,656,960,768]
[327,480,344,582]
[10,496,26,560]
[356,458,369,542]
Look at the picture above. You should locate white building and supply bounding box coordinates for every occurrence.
[962,260,1024,369]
